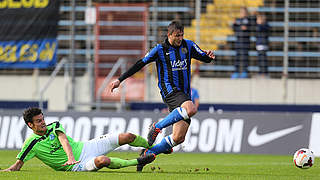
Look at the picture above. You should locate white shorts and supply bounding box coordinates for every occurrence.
[72,133,120,171]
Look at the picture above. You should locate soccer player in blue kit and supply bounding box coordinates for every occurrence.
[109,21,215,171]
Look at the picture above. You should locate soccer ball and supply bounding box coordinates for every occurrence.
[293,148,315,169]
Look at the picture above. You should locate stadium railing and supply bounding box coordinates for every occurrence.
[57,4,320,77]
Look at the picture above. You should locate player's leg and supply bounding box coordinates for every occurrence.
[156,100,196,128]
[147,106,188,145]
[147,92,195,145]
[86,132,151,156]
[107,155,155,169]
[118,132,150,149]
[172,119,190,144]
[72,133,155,172]
[116,132,156,172]
[146,120,189,155]
[146,100,193,154]
[154,107,190,129]
[83,154,156,171]
[156,92,195,129]
[139,97,194,172]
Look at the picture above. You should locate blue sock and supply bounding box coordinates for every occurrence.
[146,136,175,155]
[155,107,189,129]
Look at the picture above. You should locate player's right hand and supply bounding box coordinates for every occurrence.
[204,50,215,60]
[109,79,120,93]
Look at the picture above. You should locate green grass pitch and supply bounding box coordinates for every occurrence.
[0,150,319,180]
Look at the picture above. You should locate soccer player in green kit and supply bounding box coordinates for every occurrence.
[1,107,155,172]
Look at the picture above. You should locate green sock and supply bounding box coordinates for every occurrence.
[107,157,138,169]
[128,135,151,148]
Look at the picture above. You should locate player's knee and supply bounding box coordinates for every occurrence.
[126,133,136,143]
[118,133,136,145]
[95,156,110,168]
[187,105,197,117]
[173,135,185,145]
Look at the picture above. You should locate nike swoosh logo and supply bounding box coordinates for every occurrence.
[248,125,303,147]
[166,52,171,55]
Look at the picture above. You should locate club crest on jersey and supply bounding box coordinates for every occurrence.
[171,59,187,71]
[49,134,55,140]
[181,47,188,54]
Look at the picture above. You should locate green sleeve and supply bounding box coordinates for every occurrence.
[16,137,36,162]
[52,122,66,136]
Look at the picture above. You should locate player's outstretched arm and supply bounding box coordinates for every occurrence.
[1,160,24,171]
[57,131,80,166]
[191,42,216,63]
[108,59,147,93]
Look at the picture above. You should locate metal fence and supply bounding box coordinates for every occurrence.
[56,1,319,79]
[2,0,319,78]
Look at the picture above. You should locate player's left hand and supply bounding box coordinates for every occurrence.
[109,79,121,93]
[0,169,11,172]
[204,50,215,60]
[62,159,80,166]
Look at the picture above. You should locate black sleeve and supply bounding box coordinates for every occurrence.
[190,43,215,63]
[197,54,214,63]
[118,59,147,82]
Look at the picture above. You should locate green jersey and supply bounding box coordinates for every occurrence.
[16,122,84,171]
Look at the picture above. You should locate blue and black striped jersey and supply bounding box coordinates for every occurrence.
[118,38,214,99]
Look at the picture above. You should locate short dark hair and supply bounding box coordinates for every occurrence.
[167,21,184,35]
[23,107,42,128]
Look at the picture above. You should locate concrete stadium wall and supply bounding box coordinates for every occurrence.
[0,74,91,111]
[198,78,320,104]
[1,75,320,111]
[148,76,320,105]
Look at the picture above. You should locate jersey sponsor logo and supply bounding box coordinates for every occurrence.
[50,144,62,154]
[171,59,187,71]
[49,134,55,140]
[248,125,303,147]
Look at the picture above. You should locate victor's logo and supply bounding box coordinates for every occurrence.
[171,59,187,71]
